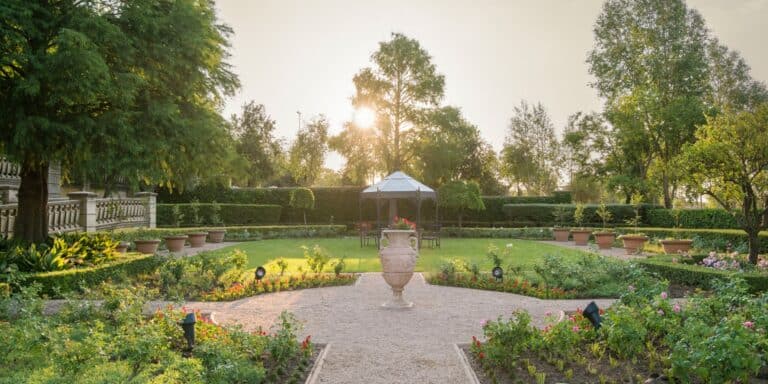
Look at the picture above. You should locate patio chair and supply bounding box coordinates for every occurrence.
[358,221,381,248]
[420,223,441,249]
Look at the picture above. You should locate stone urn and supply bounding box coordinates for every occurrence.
[659,239,693,254]
[571,229,592,246]
[593,231,616,250]
[379,229,418,308]
[553,227,570,242]
[187,232,208,248]
[164,235,188,252]
[134,239,161,254]
[207,229,227,243]
[620,234,649,255]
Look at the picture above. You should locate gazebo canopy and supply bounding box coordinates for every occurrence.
[360,171,437,200]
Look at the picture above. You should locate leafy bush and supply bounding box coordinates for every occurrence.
[0,233,120,273]
[501,204,659,227]
[199,273,357,301]
[302,245,329,273]
[157,203,282,227]
[637,257,768,292]
[158,250,247,300]
[442,227,553,239]
[647,208,739,229]
[113,225,347,244]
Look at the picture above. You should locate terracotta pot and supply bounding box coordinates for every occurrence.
[207,229,227,243]
[164,235,188,252]
[593,232,616,249]
[187,232,208,248]
[379,230,418,308]
[660,239,693,254]
[134,239,161,254]
[116,241,130,253]
[571,229,592,246]
[553,228,570,242]
[620,234,649,255]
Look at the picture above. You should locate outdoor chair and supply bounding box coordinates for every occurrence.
[420,223,441,249]
[358,221,380,248]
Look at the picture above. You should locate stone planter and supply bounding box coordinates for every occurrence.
[115,241,130,253]
[187,232,208,248]
[553,228,570,242]
[207,229,227,243]
[379,229,418,308]
[134,239,161,254]
[660,239,693,254]
[620,234,649,255]
[164,235,188,252]
[593,231,616,250]
[570,229,592,246]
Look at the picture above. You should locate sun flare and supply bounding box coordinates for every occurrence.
[353,106,376,128]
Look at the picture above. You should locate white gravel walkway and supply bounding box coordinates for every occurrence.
[172,273,615,384]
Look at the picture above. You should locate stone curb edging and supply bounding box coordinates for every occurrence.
[305,343,331,384]
[454,344,481,384]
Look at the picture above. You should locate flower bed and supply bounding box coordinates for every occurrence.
[426,273,574,299]
[199,273,358,301]
[465,278,768,383]
[0,288,320,383]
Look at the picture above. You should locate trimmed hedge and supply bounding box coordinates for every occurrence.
[24,254,162,297]
[157,203,282,227]
[613,227,768,253]
[502,204,660,227]
[637,258,768,292]
[646,208,739,229]
[112,225,347,243]
[441,226,554,239]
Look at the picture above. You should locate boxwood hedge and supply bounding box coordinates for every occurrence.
[23,253,162,297]
[502,204,660,227]
[646,208,739,229]
[112,225,348,243]
[157,203,282,226]
[637,258,768,293]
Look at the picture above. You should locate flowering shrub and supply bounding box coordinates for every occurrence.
[427,273,573,299]
[391,216,416,230]
[200,273,357,301]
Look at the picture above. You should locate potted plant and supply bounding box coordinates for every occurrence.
[163,234,188,252]
[134,239,161,254]
[659,208,693,254]
[570,204,592,246]
[619,192,648,255]
[115,241,130,253]
[186,231,208,248]
[207,201,227,243]
[551,205,570,242]
[593,198,615,249]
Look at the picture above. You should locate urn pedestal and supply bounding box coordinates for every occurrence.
[379,230,418,309]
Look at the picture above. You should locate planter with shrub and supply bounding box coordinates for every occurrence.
[207,229,227,243]
[163,235,188,252]
[133,239,160,254]
[186,232,208,247]
[593,198,615,249]
[570,204,591,245]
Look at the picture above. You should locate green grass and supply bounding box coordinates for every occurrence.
[209,237,592,276]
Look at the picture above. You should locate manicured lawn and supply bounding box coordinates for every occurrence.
[210,237,592,275]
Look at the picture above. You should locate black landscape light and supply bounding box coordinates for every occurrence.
[492,266,503,282]
[179,312,196,349]
[255,266,266,281]
[582,301,602,330]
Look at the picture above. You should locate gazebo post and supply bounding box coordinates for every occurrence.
[376,188,381,230]
[417,188,422,229]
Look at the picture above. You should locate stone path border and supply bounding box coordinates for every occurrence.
[454,344,481,384]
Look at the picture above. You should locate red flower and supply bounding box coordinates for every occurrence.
[478,352,485,359]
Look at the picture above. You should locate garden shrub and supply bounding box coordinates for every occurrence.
[646,208,739,229]
[23,254,162,297]
[0,233,120,273]
[614,227,768,253]
[157,203,282,226]
[442,227,554,239]
[637,258,768,292]
[112,225,347,243]
[502,203,660,227]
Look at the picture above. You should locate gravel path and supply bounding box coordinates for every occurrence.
[538,240,648,260]
[170,273,615,384]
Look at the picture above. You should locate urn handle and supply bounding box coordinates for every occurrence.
[409,234,418,252]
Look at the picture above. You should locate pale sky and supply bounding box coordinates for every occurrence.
[216,0,768,170]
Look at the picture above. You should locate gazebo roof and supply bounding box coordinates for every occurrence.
[360,171,437,200]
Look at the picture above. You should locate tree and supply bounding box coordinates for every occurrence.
[352,33,445,173]
[229,102,285,187]
[287,115,328,186]
[561,112,611,202]
[328,123,377,186]
[0,0,238,242]
[289,187,315,225]
[438,180,484,228]
[588,0,710,208]
[411,106,494,189]
[681,104,768,265]
[500,101,560,195]
[705,38,768,112]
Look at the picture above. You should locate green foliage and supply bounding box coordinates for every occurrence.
[158,204,282,227]
[158,249,247,300]
[442,227,553,239]
[637,257,768,292]
[572,204,585,228]
[229,102,285,187]
[332,257,346,276]
[502,203,658,227]
[289,188,315,210]
[1,233,120,274]
[482,311,537,367]
[438,180,485,227]
[275,258,289,276]
[302,245,330,274]
[595,198,613,229]
[486,244,511,269]
[23,254,161,297]
[287,117,328,186]
[647,208,738,229]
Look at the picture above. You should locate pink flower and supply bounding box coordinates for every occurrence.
[657,309,664,316]
[673,304,681,313]
[628,285,635,292]
[545,311,552,317]
[743,321,754,329]
[660,291,668,300]
[572,326,580,333]
[480,319,488,327]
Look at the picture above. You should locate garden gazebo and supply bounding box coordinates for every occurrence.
[359,171,438,230]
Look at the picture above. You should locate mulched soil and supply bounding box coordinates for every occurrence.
[263,344,324,384]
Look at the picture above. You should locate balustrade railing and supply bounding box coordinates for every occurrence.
[95,198,147,230]
[48,200,81,233]
[0,157,21,182]
[0,204,17,239]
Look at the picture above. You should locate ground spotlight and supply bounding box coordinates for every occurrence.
[492,266,503,282]
[582,301,602,329]
[255,266,266,281]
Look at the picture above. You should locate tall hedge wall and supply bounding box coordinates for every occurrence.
[157,204,282,227]
[501,204,660,227]
[646,208,739,229]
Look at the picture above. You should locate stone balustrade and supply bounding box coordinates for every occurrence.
[0,192,156,238]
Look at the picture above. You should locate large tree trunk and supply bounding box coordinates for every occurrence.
[15,161,50,243]
[662,173,672,209]
[747,228,760,265]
